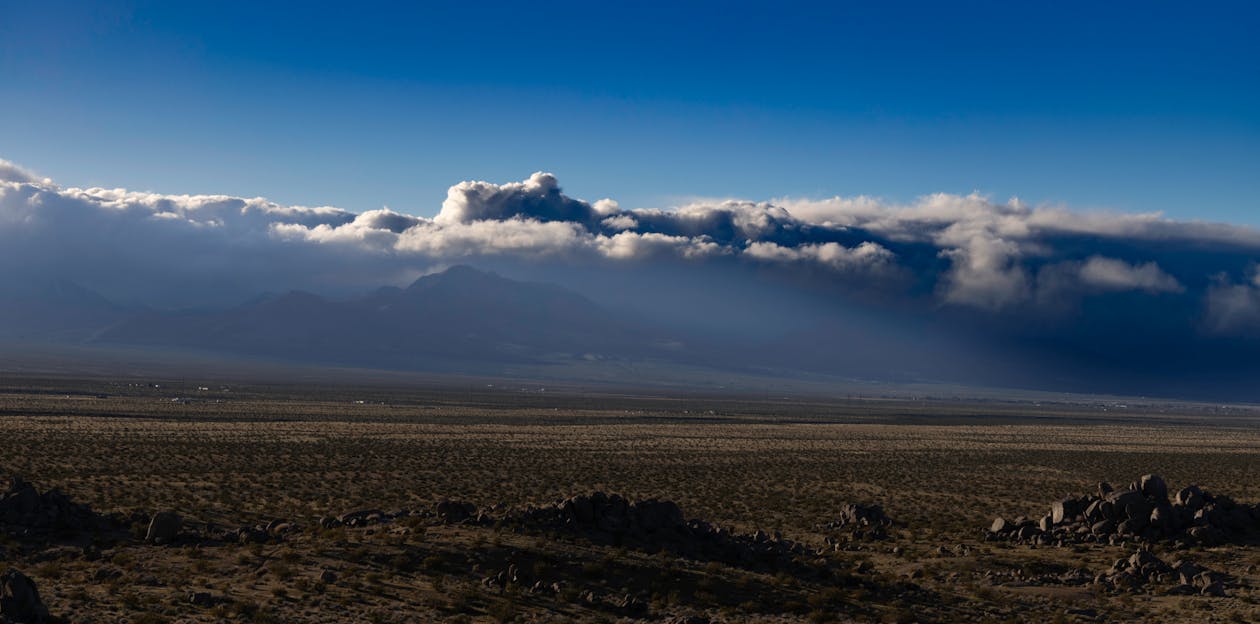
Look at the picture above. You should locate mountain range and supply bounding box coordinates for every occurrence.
[0,266,702,374]
[7,265,1260,400]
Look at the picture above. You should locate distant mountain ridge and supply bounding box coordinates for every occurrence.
[7,266,1260,400]
[0,278,131,342]
[84,266,689,370]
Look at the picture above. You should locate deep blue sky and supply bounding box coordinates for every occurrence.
[2,1,1257,221]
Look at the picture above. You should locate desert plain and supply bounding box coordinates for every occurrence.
[2,374,1260,623]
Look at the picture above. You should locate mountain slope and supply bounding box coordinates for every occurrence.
[0,279,130,341]
[94,266,690,370]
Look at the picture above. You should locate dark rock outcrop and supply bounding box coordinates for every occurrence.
[987,474,1259,547]
[505,492,806,572]
[0,477,108,536]
[0,569,50,624]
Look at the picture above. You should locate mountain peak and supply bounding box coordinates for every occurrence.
[90,263,664,369]
[406,265,504,291]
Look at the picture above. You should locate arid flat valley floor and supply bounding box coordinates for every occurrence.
[3,375,1260,622]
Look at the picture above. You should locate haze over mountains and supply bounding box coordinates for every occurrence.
[0,263,1247,401]
[93,266,694,371]
[6,158,1260,400]
[0,264,990,390]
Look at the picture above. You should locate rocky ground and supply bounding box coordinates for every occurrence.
[2,377,1260,622]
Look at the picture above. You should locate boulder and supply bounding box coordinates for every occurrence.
[266,521,295,537]
[435,500,476,524]
[336,509,384,527]
[1084,500,1103,521]
[1174,561,1203,586]
[1127,549,1167,572]
[833,503,891,528]
[1117,517,1146,535]
[1175,485,1205,509]
[1091,519,1116,535]
[1106,490,1152,521]
[0,569,50,623]
[187,592,217,607]
[145,512,182,544]
[1186,525,1222,545]
[236,527,268,545]
[1139,474,1168,502]
[1149,505,1174,533]
[1051,499,1080,524]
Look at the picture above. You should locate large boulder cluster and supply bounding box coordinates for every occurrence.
[506,492,807,570]
[987,474,1260,546]
[0,477,107,536]
[1094,550,1228,597]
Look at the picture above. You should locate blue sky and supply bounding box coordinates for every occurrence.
[2,1,1257,221]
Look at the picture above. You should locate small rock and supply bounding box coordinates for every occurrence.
[188,591,216,607]
[92,567,122,582]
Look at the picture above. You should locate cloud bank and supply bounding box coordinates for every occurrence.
[3,158,1260,341]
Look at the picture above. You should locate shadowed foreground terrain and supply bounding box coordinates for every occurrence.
[3,376,1260,622]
